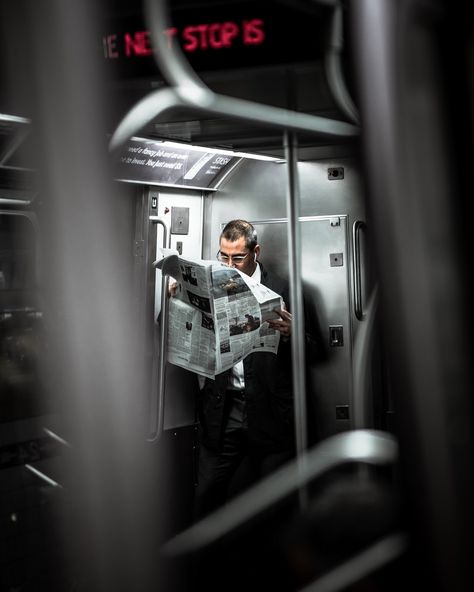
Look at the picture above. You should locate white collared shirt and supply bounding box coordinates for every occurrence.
[228,262,261,390]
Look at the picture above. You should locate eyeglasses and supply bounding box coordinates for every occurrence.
[216,250,252,265]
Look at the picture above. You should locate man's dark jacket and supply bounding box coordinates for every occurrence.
[198,263,295,455]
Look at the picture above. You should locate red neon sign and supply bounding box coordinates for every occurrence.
[124,30,153,56]
[103,18,265,59]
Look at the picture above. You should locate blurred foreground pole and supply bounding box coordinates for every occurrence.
[1,1,164,590]
[350,1,474,591]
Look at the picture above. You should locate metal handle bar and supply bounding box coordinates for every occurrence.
[109,85,359,155]
[149,215,170,248]
[108,1,359,153]
[325,3,360,125]
[147,216,170,443]
[351,219,378,430]
[352,220,366,320]
[162,429,398,555]
[284,131,309,510]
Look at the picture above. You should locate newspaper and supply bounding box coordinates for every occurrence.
[157,253,283,378]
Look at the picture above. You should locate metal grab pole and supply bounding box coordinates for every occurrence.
[324,3,360,125]
[283,131,308,510]
[147,217,170,443]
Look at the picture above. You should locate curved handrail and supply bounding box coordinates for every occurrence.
[162,429,398,555]
[324,3,360,125]
[109,85,358,153]
[144,0,207,96]
[108,0,359,154]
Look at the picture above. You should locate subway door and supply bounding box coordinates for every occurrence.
[131,186,203,553]
[251,217,353,441]
[133,186,202,433]
[153,188,203,432]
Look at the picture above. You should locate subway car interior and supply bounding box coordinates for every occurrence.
[0,0,473,590]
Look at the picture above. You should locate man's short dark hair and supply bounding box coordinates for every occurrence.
[221,219,258,250]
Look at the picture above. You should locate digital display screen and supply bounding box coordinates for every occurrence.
[102,1,329,79]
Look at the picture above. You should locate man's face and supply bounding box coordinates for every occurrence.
[219,236,260,277]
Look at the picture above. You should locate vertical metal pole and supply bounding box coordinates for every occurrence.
[148,217,169,442]
[148,273,169,442]
[351,1,474,590]
[11,1,163,588]
[283,131,308,510]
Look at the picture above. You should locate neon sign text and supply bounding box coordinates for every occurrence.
[103,18,265,59]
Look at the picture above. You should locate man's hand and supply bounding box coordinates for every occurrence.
[169,280,178,297]
[268,308,292,338]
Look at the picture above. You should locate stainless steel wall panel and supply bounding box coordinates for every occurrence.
[299,159,365,220]
[250,217,353,439]
[204,154,368,440]
[203,159,289,257]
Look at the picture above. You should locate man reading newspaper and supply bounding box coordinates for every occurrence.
[165,220,294,523]
[162,219,326,590]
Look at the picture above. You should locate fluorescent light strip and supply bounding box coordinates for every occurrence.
[130,136,282,162]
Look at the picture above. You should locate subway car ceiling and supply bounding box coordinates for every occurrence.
[102,0,358,151]
[0,0,360,202]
